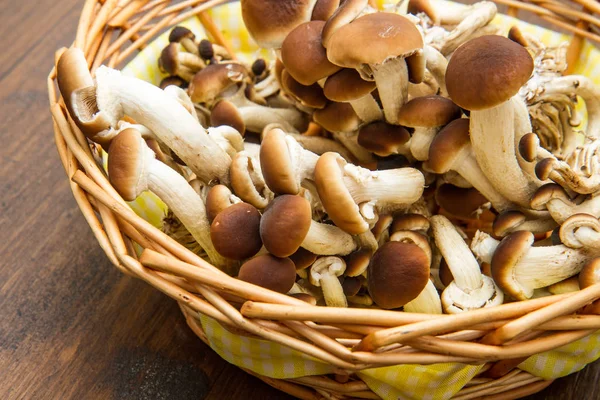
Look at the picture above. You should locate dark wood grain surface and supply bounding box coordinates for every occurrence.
[1,1,599,399]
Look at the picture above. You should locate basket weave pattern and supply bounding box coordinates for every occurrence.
[48,0,600,399]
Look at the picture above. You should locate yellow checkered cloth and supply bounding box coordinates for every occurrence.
[119,1,600,398]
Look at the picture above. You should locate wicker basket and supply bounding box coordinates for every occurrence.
[48,0,600,399]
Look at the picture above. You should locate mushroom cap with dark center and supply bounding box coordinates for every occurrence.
[260,194,313,257]
[427,118,470,174]
[314,152,366,234]
[241,0,317,49]
[530,183,571,210]
[281,20,342,85]
[210,202,262,260]
[398,95,461,128]
[327,13,423,70]
[491,230,535,299]
[188,63,247,104]
[367,241,430,309]
[323,68,376,102]
[435,184,489,219]
[358,121,411,157]
[281,69,328,109]
[159,43,182,75]
[211,99,246,135]
[260,128,301,195]
[108,128,146,201]
[238,254,297,293]
[313,102,361,133]
[446,35,534,111]
[169,26,196,43]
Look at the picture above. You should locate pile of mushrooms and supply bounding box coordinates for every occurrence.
[55,0,600,314]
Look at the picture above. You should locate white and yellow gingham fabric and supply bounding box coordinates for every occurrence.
[119,1,600,398]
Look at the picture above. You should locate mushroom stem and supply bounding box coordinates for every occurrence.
[470,97,541,207]
[559,214,600,250]
[303,220,357,256]
[424,46,448,96]
[372,58,409,125]
[310,257,348,308]
[404,280,443,314]
[410,126,438,162]
[438,2,497,56]
[89,66,231,184]
[471,230,499,264]
[350,94,383,123]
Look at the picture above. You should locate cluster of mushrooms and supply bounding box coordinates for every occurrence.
[55,0,600,315]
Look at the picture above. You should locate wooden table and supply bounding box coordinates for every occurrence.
[1,1,599,399]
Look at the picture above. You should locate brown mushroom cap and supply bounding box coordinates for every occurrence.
[169,26,196,43]
[322,0,368,48]
[357,121,411,157]
[518,133,538,162]
[159,75,188,90]
[534,158,556,181]
[391,213,430,234]
[108,128,146,201]
[367,241,430,309]
[342,276,362,296]
[446,35,534,111]
[323,68,376,102]
[210,202,262,260]
[327,13,423,70]
[436,184,489,219]
[158,43,183,76]
[493,210,526,237]
[426,118,470,174]
[188,63,247,104]
[491,230,535,299]
[281,69,328,109]
[211,99,246,135]
[260,195,313,257]
[314,152,366,234]
[407,0,439,24]
[313,102,361,133]
[260,128,300,194]
[530,183,571,211]
[206,184,237,222]
[241,0,317,49]
[311,0,340,21]
[345,248,372,277]
[439,259,454,287]
[398,95,461,128]
[289,247,318,272]
[281,20,342,85]
[238,254,297,293]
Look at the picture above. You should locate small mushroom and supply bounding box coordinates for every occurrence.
[530,184,600,224]
[484,230,600,300]
[367,241,430,309]
[159,43,205,79]
[290,247,318,279]
[205,184,242,222]
[425,118,513,213]
[259,195,358,257]
[108,128,231,270]
[323,68,382,123]
[188,62,248,105]
[169,26,199,55]
[238,254,297,294]
[310,256,348,307]
[559,214,600,250]
[397,95,461,161]
[210,202,263,260]
[314,152,424,234]
[281,69,328,109]
[446,35,541,208]
[211,99,246,136]
[230,151,274,209]
[327,13,424,124]
[492,210,558,237]
[431,215,503,313]
[357,122,411,158]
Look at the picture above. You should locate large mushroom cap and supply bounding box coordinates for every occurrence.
[398,95,461,128]
[241,0,317,49]
[327,13,423,70]
[108,128,147,201]
[426,118,470,174]
[238,254,297,293]
[281,21,342,85]
[367,241,430,309]
[491,230,535,299]
[260,194,313,257]
[446,35,533,111]
[210,202,262,260]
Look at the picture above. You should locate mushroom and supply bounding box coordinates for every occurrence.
[207,125,244,159]
[446,35,541,208]
[230,151,274,209]
[260,127,320,196]
[431,215,503,313]
[548,276,580,295]
[321,0,372,48]
[281,20,342,86]
[211,99,246,136]
[424,118,513,213]
[323,68,382,123]
[205,184,242,222]
[531,184,600,224]
[159,43,205,79]
[210,202,263,260]
[238,254,297,294]
[290,247,318,279]
[357,122,412,158]
[281,69,328,109]
[169,26,199,55]
[492,209,558,237]
[559,213,600,250]
[435,184,490,220]
[188,62,248,106]
[326,13,424,124]
[310,256,348,307]
[57,50,232,185]
[107,128,232,271]
[367,241,430,310]
[398,95,461,161]
[482,230,600,300]
[159,75,188,90]
[259,195,359,257]
[314,152,424,234]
